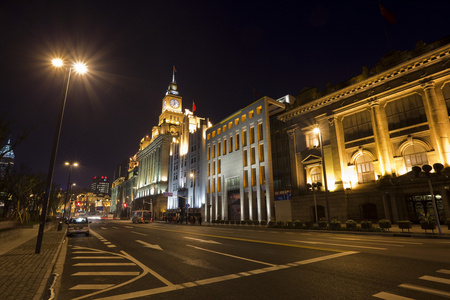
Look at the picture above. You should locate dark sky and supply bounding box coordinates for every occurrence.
[1,0,449,189]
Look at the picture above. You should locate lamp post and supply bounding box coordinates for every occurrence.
[421,164,443,235]
[35,59,87,254]
[61,162,78,227]
[67,183,76,219]
[313,127,331,225]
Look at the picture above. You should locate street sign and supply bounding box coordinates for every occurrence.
[163,192,173,197]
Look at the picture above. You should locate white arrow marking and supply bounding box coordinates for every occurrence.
[136,240,163,251]
[184,237,222,244]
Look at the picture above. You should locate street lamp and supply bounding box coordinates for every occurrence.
[313,127,331,225]
[35,59,87,254]
[61,162,78,226]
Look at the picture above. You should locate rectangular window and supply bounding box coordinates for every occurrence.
[223,139,227,155]
[343,110,373,141]
[249,110,254,119]
[207,146,210,160]
[241,114,246,122]
[243,150,248,166]
[213,161,216,175]
[251,168,256,186]
[207,162,210,176]
[235,133,240,150]
[207,134,210,140]
[256,106,262,115]
[259,144,264,162]
[229,136,233,153]
[218,142,221,157]
[212,178,215,193]
[250,127,255,144]
[212,144,216,158]
[218,159,221,174]
[217,177,221,192]
[244,170,248,187]
[207,179,210,193]
[212,131,216,138]
[251,147,256,165]
[242,130,247,147]
[235,118,239,126]
[260,166,265,185]
[306,132,319,149]
[258,123,263,141]
[223,125,227,132]
[228,122,232,129]
[217,128,221,135]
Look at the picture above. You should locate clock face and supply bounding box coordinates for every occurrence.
[170,99,180,108]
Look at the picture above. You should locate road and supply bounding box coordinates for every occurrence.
[57,220,450,300]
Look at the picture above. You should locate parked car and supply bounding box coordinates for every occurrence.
[67,217,91,236]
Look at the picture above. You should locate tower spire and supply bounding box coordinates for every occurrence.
[166,66,179,96]
[172,65,176,83]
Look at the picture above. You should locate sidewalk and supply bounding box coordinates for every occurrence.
[0,223,66,300]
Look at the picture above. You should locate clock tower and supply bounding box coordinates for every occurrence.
[159,67,183,126]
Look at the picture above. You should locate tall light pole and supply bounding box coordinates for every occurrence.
[61,162,78,225]
[313,127,331,225]
[35,59,87,254]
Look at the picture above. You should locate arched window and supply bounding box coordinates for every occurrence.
[403,144,428,172]
[356,154,375,183]
[310,167,322,184]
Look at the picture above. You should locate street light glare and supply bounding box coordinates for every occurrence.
[73,162,79,167]
[73,62,87,74]
[313,128,320,134]
[52,58,63,67]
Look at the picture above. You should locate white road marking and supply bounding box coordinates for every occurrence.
[131,231,147,236]
[373,291,414,299]
[124,226,133,228]
[72,272,140,276]
[184,237,222,244]
[438,269,450,274]
[136,240,163,251]
[332,237,422,245]
[101,227,107,230]
[94,251,358,300]
[107,245,116,248]
[70,284,114,290]
[420,275,450,285]
[73,263,136,266]
[112,226,119,229]
[292,240,387,250]
[187,244,276,266]
[73,256,124,259]
[399,283,450,297]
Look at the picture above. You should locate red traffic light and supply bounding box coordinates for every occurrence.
[76,202,81,206]
[123,203,127,208]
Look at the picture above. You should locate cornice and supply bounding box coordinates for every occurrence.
[279,43,450,121]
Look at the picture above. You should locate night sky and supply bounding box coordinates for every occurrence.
[1,0,449,189]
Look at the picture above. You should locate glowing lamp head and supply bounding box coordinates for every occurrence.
[52,58,64,67]
[313,128,320,134]
[73,62,88,74]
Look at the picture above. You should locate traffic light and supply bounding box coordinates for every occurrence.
[77,202,81,207]
[123,203,127,208]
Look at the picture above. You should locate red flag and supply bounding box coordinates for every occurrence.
[379,3,397,24]
[192,101,196,112]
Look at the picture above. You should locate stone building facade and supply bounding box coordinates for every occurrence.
[279,37,450,224]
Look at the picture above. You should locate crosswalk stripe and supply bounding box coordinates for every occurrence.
[373,291,414,299]
[399,283,450,297]
[72,256,123,259]
[437,269,450,275]
[72,272,140,276]
[419,275,450,285]
[73,263,136,266]
[69,284,114,290]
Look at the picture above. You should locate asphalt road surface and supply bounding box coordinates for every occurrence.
[56,220,450,300]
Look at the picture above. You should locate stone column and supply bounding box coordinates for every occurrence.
[369,99,394,176]
[333,116,347,186]
[287,125,300,193]
[422,80,450,166]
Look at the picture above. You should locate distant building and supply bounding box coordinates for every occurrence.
[90,176,111,195]
[0,139,14,180]
[205,96,289,222]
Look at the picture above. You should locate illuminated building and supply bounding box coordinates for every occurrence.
[134,69,184,220]
[0,139,14,180]
[278,37,450,223]
[90,176,111,195]
[166,110,211,222]
[205,96,290,222]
